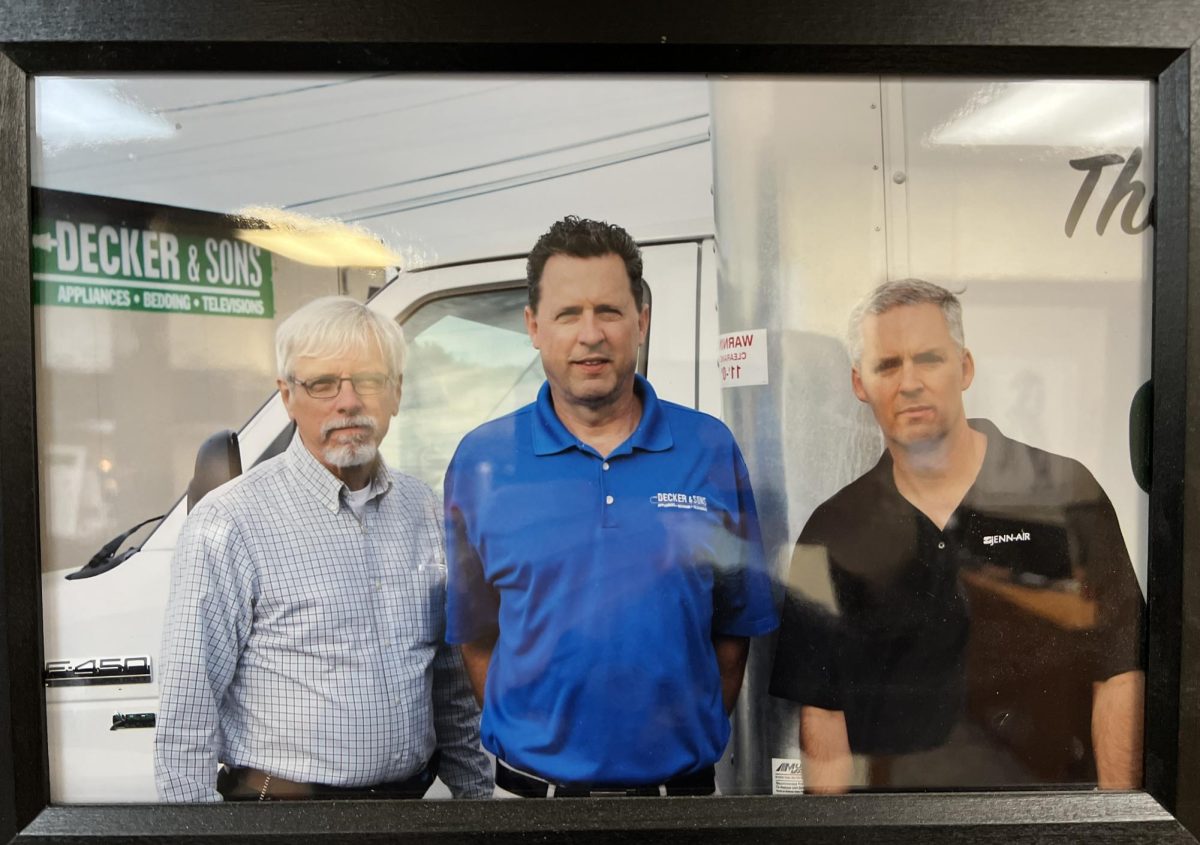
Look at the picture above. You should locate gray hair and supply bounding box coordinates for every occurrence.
[846,278,964,366]
[275,295,407,380]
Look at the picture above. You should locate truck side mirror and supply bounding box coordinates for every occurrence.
[187,430,242,512]
[1129,380,1151,493]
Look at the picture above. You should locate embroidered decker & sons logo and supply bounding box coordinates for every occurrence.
[650,492,709,512]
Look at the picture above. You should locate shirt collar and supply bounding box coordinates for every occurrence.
[531,374,674,457]
[875,417,1005,507]
[284,430,393,513]
[960,417,1010,500]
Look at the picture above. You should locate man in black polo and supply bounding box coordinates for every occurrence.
[769,279,1144,791]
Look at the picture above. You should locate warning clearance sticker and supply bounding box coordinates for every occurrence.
[718,328,768,388]
[31,218,275,319]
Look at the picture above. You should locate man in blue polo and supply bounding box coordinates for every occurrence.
[445,216,777,797]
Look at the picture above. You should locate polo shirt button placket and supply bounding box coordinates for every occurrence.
[601,458,617,529]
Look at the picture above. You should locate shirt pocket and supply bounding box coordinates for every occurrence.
[410,560,448,643]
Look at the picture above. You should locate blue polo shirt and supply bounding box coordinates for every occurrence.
[444,376,777,785]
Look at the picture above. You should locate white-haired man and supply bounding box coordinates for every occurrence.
[769,279,1145,791]
[155,296,490,802]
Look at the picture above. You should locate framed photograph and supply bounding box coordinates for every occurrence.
[2,3,1198,843]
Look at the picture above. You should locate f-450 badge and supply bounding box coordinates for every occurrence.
[43,656,151,687]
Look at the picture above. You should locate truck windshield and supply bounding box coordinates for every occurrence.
[381,286,544,492]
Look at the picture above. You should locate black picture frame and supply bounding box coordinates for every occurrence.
[1,2,1198,842]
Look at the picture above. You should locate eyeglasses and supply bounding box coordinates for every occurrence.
[290,373,391,399]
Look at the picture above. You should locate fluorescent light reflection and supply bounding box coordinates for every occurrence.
[35,78,176,153]
[927,81,1148,148]
[235,206,404,268]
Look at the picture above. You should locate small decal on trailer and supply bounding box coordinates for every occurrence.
[771,757,805,795]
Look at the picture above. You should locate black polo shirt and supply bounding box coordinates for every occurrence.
[769,419,1144,784]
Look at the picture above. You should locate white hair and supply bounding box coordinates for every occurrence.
[275,295,407,380]
[847,278,965,366]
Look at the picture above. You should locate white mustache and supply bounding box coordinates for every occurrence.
[321,415,377,439]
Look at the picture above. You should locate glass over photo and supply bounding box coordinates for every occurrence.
[30,73,1151,801]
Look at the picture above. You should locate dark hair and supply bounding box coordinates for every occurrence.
[526,215,645,311]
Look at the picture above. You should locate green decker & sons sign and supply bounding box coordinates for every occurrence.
[32,217,274,318]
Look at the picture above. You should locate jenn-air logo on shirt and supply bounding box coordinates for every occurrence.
[650,492,708,512]
[982,531,1031,546]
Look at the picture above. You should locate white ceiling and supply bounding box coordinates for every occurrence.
[30,74,1152,272]
[31,74,716,268]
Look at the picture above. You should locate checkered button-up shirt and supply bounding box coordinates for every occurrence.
[154,433,491,801]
